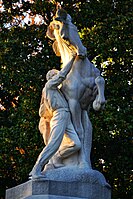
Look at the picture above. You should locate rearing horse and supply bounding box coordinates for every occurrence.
[46,11,106,168]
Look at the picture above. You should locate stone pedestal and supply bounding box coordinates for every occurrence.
[6,167,111,199]
[6,179,111,199]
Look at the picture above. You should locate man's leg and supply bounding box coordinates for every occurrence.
[39,117,50,145]
[29,111,68,178]
[56,112,81,159]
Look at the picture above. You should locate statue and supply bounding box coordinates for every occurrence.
[46,5,106,168]
[29,57,81,179]
[30,4,106,179]
[6,5,111,199]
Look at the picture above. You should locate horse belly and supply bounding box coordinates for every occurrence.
[62,77,85,100]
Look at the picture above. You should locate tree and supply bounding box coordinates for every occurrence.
[0,1,132,198]
[0,0,59,197]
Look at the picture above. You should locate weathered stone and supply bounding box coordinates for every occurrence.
[6,179,111,199]
[6,168,111,199]
[25,196,86,199]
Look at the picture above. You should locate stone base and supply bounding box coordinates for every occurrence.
[19,195,85,199]
[6,168,111,199]
[6,180,111,199]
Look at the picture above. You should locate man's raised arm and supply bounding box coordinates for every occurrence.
[48,56,76,88]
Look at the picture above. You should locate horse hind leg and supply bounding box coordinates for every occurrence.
[93,76,106,111]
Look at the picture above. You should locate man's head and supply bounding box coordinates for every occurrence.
[46,69,59,81]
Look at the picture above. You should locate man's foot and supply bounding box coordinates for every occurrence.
[53,163,65,168]
[52,154,65,168]
[29,173,45,180]
[44,163,55,171]
[29,165,43,179]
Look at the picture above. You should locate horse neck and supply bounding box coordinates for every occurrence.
[54,30,74,66]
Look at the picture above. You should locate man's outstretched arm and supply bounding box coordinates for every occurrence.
[47,56,76,88]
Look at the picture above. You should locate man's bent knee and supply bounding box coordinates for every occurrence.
[74,141,81,152]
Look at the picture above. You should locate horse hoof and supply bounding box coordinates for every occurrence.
[93,101,101,111]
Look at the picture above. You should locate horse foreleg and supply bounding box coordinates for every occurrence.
[93,76,106,111]
[68,99,89,168]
